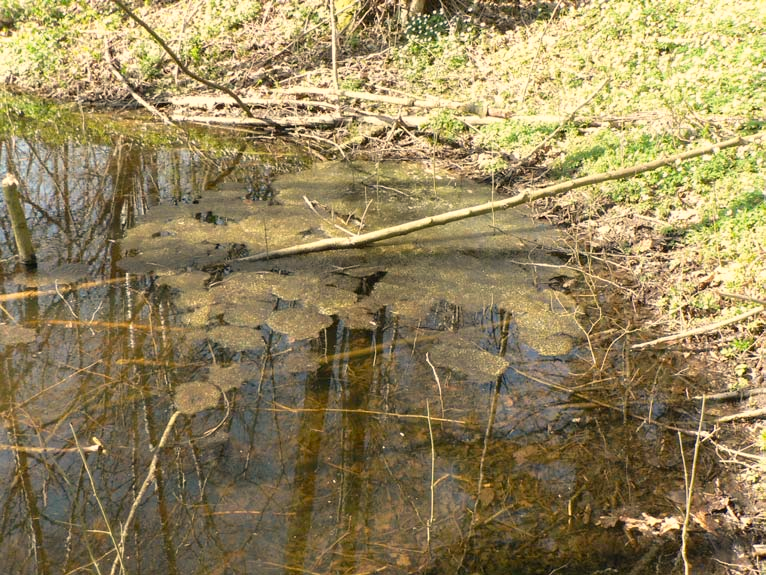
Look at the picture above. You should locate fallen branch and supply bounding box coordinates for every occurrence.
[278,86,490,115]
[631,305,765,350]
[104,38,175,127]
[167,93,760,128]
[168,94,337,110]
[694,387,766,402]
[108,0,253,118]
[168,112,503,129]
[716,407,766,424]
[170,113,344,129]
[236,131,764,262]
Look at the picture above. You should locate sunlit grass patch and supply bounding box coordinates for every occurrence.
[475,120,558,156]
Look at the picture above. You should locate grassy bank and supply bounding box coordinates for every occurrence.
[1,0,764,387]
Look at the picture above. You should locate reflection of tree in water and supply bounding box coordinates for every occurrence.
[0,133,726,575]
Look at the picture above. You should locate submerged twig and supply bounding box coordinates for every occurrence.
[269,402,464,425]
[425,353,445,420]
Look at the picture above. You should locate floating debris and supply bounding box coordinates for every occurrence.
[267,307,333,341]
[429,334,509,381]
[208,325,265,352]
[0,324,37,346]
[174,382,221,414]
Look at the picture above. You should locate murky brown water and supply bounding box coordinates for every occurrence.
[0,121,742,575]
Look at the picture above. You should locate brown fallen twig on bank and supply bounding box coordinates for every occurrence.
[168,112,503,129]
[235,131,764,263]
[631,305,765,350]
[716,407,766,424]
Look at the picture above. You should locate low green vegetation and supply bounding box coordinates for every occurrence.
[0,0,764,383]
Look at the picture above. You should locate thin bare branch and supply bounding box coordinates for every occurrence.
[236,131,764,262]
[108,0,253,118]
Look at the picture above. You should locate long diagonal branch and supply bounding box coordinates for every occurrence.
[236,131,764,262]
[108,0,253,118]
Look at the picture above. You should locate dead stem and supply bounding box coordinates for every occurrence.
[425,400,435,554]
[678,396,706,575]
[632,305,765,350]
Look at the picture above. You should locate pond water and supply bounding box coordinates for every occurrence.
[0,118,742,574]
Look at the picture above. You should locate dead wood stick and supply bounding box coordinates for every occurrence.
[631,305,765,350]
[694,387,766,402]
[168,112,503,129]
[716,407,766,424]
[237,131,764,263]
[719,291,766,306]
[108,0,253,118]
[167,93,759,127]
[168,95,336,109]
[170,113,344,129]
[103,38,175,127]
[277,85,488,115]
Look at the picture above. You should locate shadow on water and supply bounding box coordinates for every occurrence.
[0,118,747,575]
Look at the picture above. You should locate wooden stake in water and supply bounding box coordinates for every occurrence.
[2,173,37,268]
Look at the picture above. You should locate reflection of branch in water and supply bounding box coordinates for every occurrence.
[269,402,465,425]
[0,276,131,302]
[5,404,51,574]
[282,370,331,573]
[72,427,124,573]
[456,309,511,572]
[110,410,181,575]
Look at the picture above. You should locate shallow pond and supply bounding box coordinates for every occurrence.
[0,119,743,574]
